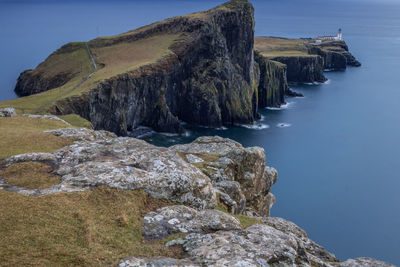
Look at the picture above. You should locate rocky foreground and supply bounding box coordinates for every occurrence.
[0,111,393,266]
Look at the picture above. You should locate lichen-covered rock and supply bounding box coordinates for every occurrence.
[171,136,277,216]
[0,107,17,117]
[119,256,200,267]
[21,114,71,125]
[338,258,395,267]
[0,137,217,209]
[262,217,339,265]
[43,127,116,141]
[143,205,241,240]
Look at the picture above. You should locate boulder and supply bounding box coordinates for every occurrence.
[143,205,242,240]
[0,107,17,117]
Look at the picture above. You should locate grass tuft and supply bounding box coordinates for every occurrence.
[0,162,61,189]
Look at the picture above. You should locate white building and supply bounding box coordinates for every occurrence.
[316,28,343,42]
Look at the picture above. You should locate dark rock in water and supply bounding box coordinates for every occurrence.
[286,87,304,97]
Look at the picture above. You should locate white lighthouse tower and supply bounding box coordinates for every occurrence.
[337,28,343,40]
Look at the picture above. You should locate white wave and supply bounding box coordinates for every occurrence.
[135,131,156,139]
[216,126,228,130]
[159,132,180,137]
[324,79,331,84]
[266,102,293,110]
[276,123,291,128]
[240,123,270,130]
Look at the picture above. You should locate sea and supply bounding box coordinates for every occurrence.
[0,0,399,264]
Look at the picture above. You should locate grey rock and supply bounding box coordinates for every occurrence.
[0,107,17,117]
[182,224,310,266]
[171,136,278,216]
[119,256,200,267]
[263,217,339,265]
[143,205,241,240]
[43,127,116,141]
[338,258,395,267]
[1,136,217,209]
[21,114,71,125]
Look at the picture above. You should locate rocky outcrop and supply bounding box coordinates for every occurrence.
[270,55,327,83]
[143,205,242,240]
[121,214,394,267]
[171,136,277,216]
[0,107,17,117]
[0,130,275,215]
[308,40,361,69]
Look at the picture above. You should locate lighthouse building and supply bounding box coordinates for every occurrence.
[316,28,343,42]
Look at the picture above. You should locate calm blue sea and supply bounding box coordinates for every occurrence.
[1,0,399,264]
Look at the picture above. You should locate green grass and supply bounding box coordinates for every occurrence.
[0,188,179,266]
[59,114,93,128]
[0,116,73,159]
[0,34,180,115]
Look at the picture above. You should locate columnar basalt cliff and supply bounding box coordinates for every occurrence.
[254,51,289,108]
[270,55,327,83]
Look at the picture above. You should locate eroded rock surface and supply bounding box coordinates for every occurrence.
[143,205,241,240]
[1,131,276,213]
[338,258,395,267]
[171,136,277,216]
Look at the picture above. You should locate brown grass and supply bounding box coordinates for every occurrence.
[255,37,313,57]
[0,117,73,159]
[1,162,61,189]
[0,188,179,266]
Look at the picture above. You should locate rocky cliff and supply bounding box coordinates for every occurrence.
[269,55,327,83]
[13,0,261,136]
[255,37,361,84]
[308,40,362,70]
[254,51,289,108]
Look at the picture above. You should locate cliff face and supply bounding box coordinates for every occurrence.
[254,52,288,108]
[308,40,361,69]
[14,0,259,136]
[270,55,327,83]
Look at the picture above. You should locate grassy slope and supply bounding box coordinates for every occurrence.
[0,116,73,159]
[0,188,179,266]
[255,37,316,58]
[0,33,179,114]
